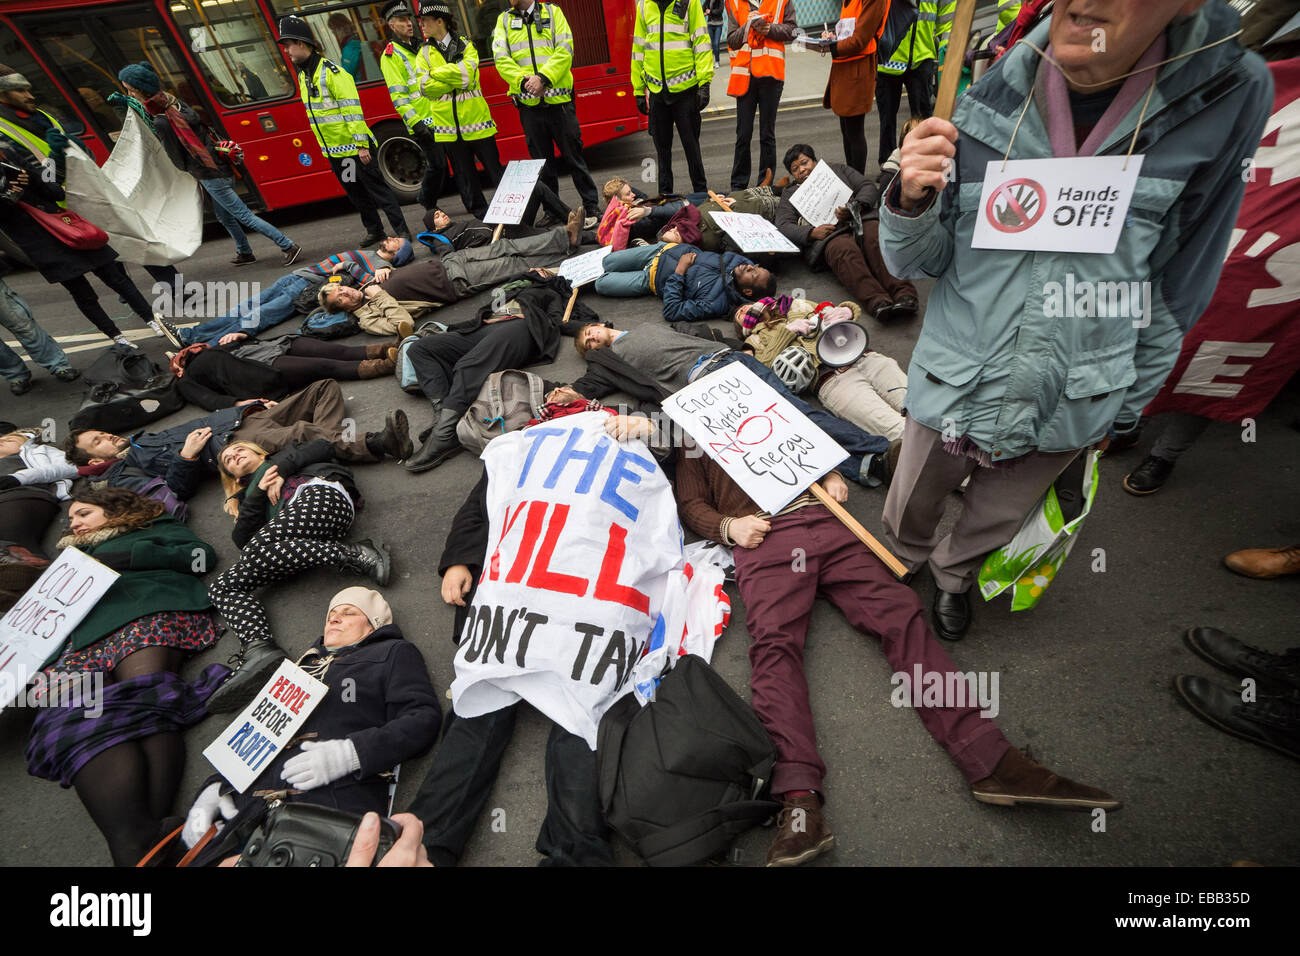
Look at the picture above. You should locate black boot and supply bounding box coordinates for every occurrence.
[337,538,391,586]
[405,406,462,473]
[206,639,287,715]
[1122,455,1174,496]
[1183,627,1300,693]
[1173,676,1300,760]
[358,231,386,248]
[365,409,412,461]
[416,399,441,444]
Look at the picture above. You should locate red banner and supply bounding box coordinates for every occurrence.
[1145,57,1300,422]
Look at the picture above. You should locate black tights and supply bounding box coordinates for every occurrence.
[60,262,156,341]
[839,114,868,174]
[71,646,186,867]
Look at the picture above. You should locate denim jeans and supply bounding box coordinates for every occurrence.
[718,352,891,485]
[592,241,668,297]
[201,177,293,255]
[179,273,312,345]
[0,279,69,382]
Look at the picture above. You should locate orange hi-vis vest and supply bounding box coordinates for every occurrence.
[726,0,788,97]
[831,0,889,63]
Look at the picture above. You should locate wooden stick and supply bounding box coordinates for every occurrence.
[561,286,580,323]
[491,223,504,243]
[808,481,909,578]
[933,0,978,121]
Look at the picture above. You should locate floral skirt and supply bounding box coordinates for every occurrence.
[49,609,220,674]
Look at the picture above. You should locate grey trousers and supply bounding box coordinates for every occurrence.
[882,417,1081,592]
[441,227,572,297]
[1150,412,1211,462]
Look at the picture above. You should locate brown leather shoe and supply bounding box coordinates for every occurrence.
[396,319,415,340]
[765,793,834,867]
[1224,545,1300,579]
[758,167,774,187]
[773,175,790,190]
[386,346,399,363]
[970,747,1121,811]
[357,358,396,379]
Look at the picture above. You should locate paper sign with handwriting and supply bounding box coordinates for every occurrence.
[483,159,547,225]
[789,159,853,228]
[708,212,800,253]
[557,246,612,287]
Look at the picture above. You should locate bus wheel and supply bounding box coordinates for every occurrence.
[374,123,423,205]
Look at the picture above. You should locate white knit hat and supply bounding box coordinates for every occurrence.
[328,587,393,628]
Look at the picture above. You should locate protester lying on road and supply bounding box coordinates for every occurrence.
[659,185,783,258]
[319,215,582,327]
[673,444,1122,867]
[592,241,775,322]
[168,331,404,411]
[407,408,728,865]
[572,321,897,486]
[402,271,600,473]
[598,178,708,248]
[174,238,414,346]
[24,487,228,867]
[735,297,908,441]
[776,143,918,322]
[181,590,441,865]
[62,380,412,501]
[204,441,394,714]
[0,426,76,499]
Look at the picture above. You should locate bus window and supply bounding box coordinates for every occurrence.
[19,22,126,139]
[0,22,85,134]
[459,0,609,68]
[168,0,294,107]
[270,1,385,83]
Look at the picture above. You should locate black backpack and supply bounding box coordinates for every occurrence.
[596,654,779,866]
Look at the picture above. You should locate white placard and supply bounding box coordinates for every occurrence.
[556,245,612,287]
[708,211,800,253]
[0,548,119,712]
[203,659,328,793]
[483,158,547,225]
[661,363,847,514]
[970,156,1144,255]
[789,159,853,228]
[835,16,855,40]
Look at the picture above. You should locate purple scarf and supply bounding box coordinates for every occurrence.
[1040,34,1166,157]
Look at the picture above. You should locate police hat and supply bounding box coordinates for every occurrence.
[382,1,414,18]
[276,15,317,47]
[418,1,455,24]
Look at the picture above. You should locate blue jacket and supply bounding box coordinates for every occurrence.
[879,4,1272,460]
[105,404,253,499]
[654,243,756,322]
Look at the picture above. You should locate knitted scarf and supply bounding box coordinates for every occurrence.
[143,92,217,170]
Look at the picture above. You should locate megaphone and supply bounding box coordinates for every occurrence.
[816,321,868,368]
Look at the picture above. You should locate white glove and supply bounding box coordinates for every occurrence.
[182,782,238,848]
[281,738,361,791]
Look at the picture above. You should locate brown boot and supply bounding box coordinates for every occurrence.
[970,747,1121,811]
[357,358,396,379]
[1224,545,1300,579]
[566,206,584,252]
[386,346,399,363]
[396,319,414,340]
[758,167,774,187]
[364,342,387,359]
[765,793,834,867]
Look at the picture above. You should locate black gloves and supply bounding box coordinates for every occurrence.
[636,95,650,116]
[697,84,710,111]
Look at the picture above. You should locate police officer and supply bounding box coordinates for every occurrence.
[632,0,713,195]
[492,0,599,226]
[277,15,410,245]
[379,0,451,210]
[417,1,502,219]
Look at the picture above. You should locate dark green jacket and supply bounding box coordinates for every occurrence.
[66,515,217,651]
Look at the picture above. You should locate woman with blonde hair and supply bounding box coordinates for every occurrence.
[24,486,227,866]
[204,437,390,715]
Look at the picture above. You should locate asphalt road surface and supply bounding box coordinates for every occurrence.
[2,102,1297,868]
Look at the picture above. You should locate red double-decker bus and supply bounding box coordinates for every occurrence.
[0,0,645,210]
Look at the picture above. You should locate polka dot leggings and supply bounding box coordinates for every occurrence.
[208,483,355,647]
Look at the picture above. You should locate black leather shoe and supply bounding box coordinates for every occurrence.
[1184,627,1300,693]
[405,407,462,473]
[1122,454,1174,495]
[206,639,286,715]
[1173,675,1300,760]
[932,587,971,641]
[377,409,412,460]
[358,232,386,248]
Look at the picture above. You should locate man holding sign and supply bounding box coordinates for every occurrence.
[878,1,1271,640]
[671,371,1120,867]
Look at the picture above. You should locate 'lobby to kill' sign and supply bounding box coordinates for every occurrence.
[662,363,848,514]
[483,159,547,225]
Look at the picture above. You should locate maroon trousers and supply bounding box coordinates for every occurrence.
[823,220,917,314]
[732,506,1012,796]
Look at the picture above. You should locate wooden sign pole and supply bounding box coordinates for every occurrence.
[561,286,579,323]
[808,481,909,578]
[491,223,505,243]
[933,0,977,120]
